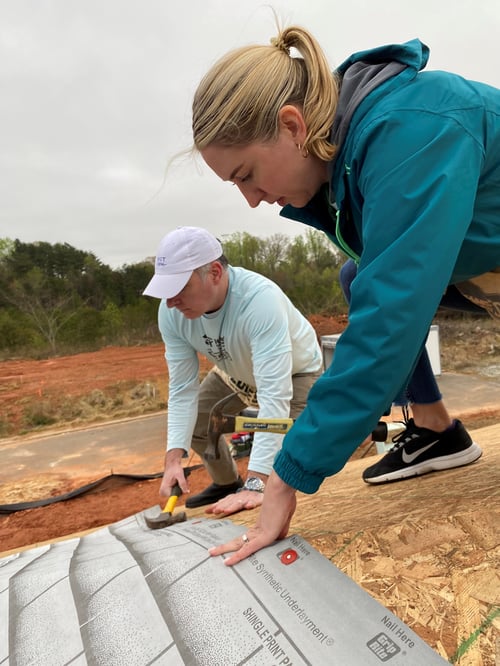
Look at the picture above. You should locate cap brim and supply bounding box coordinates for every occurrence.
[143,270,192,299]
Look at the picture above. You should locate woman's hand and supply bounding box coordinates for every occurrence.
[208,471,297,566]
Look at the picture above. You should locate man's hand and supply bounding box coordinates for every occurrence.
[208,471,297,565]
[206,489,264,516]
[159,448,190,500]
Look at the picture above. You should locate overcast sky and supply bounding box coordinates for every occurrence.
[2,0,499,268]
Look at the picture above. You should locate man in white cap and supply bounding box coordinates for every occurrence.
[144,226,323,515]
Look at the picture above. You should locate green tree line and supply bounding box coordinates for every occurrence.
[0,231,347,359]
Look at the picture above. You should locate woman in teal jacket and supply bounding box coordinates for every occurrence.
[192,25,500,563]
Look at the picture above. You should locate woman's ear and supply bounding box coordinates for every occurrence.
[278,105,307,143]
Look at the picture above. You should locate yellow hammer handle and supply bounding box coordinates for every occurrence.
[162,482,182,513]
[233,416,294,434]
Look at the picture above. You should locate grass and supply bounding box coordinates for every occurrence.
[19,380,169,436]
[4,314,499,438]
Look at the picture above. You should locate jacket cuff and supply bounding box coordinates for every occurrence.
[273,449,324,495]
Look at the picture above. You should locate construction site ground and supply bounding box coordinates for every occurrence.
[1,411,498,663]
[0,314,499,664]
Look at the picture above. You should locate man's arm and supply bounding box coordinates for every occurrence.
[208,296,296,515]
[158,303,201,497]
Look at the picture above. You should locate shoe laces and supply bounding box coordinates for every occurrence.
[389,405,414,452]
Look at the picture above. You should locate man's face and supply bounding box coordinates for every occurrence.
[166,270,214,319]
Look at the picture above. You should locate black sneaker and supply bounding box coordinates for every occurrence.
[362,419,482,484]
[185,477,243,508]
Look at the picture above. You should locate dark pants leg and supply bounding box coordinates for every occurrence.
[338,260,488,408]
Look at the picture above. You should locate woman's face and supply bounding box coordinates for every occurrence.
[201,109,328,209]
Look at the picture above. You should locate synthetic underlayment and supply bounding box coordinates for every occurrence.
[0,515,448,665]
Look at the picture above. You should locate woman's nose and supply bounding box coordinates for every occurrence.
[237,183,265,208]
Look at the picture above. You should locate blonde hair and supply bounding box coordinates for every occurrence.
[192,25,340,161]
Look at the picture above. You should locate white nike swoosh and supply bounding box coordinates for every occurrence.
[402,440,439,464]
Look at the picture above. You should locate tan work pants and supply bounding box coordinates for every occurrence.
[191,368,321,485]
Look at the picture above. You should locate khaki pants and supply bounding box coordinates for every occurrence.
[191,368,321,485]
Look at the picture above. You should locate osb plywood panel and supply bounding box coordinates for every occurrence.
[195,424,500,664]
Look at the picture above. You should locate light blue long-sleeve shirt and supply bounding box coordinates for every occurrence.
[158,266,323,475]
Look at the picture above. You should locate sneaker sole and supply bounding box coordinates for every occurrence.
[363,442,483,484]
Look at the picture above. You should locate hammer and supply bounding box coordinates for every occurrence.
[144,465,203,529]
[204,392,294,461]
[144,481,187,529]
[204,392,401,461]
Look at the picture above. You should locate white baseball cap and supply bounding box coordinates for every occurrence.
[143,226,223,299]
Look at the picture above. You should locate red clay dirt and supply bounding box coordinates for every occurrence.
[0,314,348,554]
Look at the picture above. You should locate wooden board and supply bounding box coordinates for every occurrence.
[189,423,500,664]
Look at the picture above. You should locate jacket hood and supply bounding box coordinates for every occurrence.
[331,39,430,150]
[336,38,429,76]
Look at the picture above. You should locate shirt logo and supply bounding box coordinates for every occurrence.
[202,334,232,362]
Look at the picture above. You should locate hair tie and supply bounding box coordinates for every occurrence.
[270,35,290,55]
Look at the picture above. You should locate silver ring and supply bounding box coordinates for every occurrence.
[241,533,249,544]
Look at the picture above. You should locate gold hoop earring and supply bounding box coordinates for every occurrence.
[297,143,309,158]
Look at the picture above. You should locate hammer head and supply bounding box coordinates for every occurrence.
[144,506,187,529]
[143,479,189,530]
[205,392,238,461]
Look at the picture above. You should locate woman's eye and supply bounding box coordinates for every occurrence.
[231,174,251,186]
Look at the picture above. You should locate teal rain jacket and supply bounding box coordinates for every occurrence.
[275,39,500,493]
